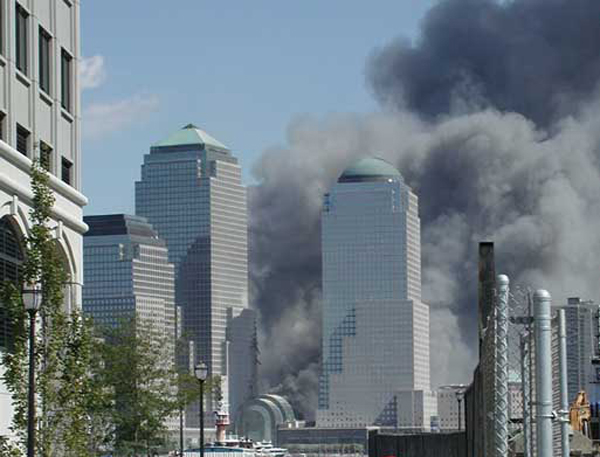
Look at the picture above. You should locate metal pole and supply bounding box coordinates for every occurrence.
[495,275,509,457]
[558,309,570,457]
[527,292,535,457]
[27,309,36,457]
[534,289,553,457]
[200,379,205,457]
[520,334,531,457]
[180,405,184,457]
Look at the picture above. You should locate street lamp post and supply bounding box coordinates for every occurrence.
[455,389,465,431]
[179,404,184,457]
[194,362,208,457]
[23,283,42,457]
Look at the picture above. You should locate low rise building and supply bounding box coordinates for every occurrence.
[235,394,296,444]
[437,385,466,431]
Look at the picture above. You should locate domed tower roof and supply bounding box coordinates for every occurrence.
[338,157,402,183]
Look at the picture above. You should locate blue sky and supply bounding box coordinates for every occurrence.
[81,1,435,215]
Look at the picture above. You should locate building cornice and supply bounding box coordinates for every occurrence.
[0,139,88,207]
[0,142,88,234]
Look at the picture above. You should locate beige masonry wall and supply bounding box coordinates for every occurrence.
[0,0,84,440]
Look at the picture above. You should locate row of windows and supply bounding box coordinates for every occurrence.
[16,2,73,112]
[11,117,72,184]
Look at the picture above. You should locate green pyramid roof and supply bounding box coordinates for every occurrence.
[152,124,229,150]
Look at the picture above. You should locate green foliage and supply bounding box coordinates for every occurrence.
[1,161,98,456]
[94,316,181,455]
[1,284,28,455]
[177,371,203,410]
[0,435,22,457]
[87,319,220,456]
[1,161,215,456]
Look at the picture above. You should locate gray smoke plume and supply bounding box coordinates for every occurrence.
[249,0,600,420]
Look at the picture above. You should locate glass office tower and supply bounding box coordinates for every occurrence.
[83,214,178,432]
[135,124,256,424]
[317,157,436,430]
[83,214,176,333]
[562,297,600,404]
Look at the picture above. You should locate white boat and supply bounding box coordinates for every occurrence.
[253,441,290,457]
[183,439,290,457]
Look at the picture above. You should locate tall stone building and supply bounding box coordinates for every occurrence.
[317,157,436,430]
[0,0,85,438]
[135,124,256,424]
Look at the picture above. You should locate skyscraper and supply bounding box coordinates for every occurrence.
[562,297,600,403]
[82,214,178,432]
[82,214,176,333]
[135,124,256,424]
[317,157,436,430]
[0,0,85,438]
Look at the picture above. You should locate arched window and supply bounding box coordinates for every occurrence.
[0,217,25,349]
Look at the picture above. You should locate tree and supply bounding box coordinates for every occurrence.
[173,333,219,456]
[2,160,98,456]
[93,316,213,456]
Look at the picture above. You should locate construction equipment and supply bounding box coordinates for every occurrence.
[569,391,591,437]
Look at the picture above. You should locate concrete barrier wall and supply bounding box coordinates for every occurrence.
[368,431,466,457]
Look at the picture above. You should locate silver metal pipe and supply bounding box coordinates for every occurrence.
[521,334,531,457]
[496,275,510,457]
[527,292,535,457]
[534,289,553,457]
[558,308,570,457]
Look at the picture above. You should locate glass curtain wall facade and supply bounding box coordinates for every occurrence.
[82,214,178,431]
[562,297,600,403]
[83,214,176,332]
[317,157,436,430]
[135,124,256,425]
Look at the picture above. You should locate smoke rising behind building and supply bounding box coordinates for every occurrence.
[248,0,600,419]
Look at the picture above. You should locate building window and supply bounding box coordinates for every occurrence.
[16,124,29,155]
[61,157,72,185]
[0,1,4,56]
[15,3,28,75]
[0,217,24,350]
[39,27,51,94]
[0,113,5,141]
[40,142,52,171]
[61,49,72,112]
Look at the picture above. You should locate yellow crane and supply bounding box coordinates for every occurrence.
[569,391,591,436]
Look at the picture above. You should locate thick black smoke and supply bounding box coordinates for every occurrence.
[249,0,600,420]
[369,0,600,127]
